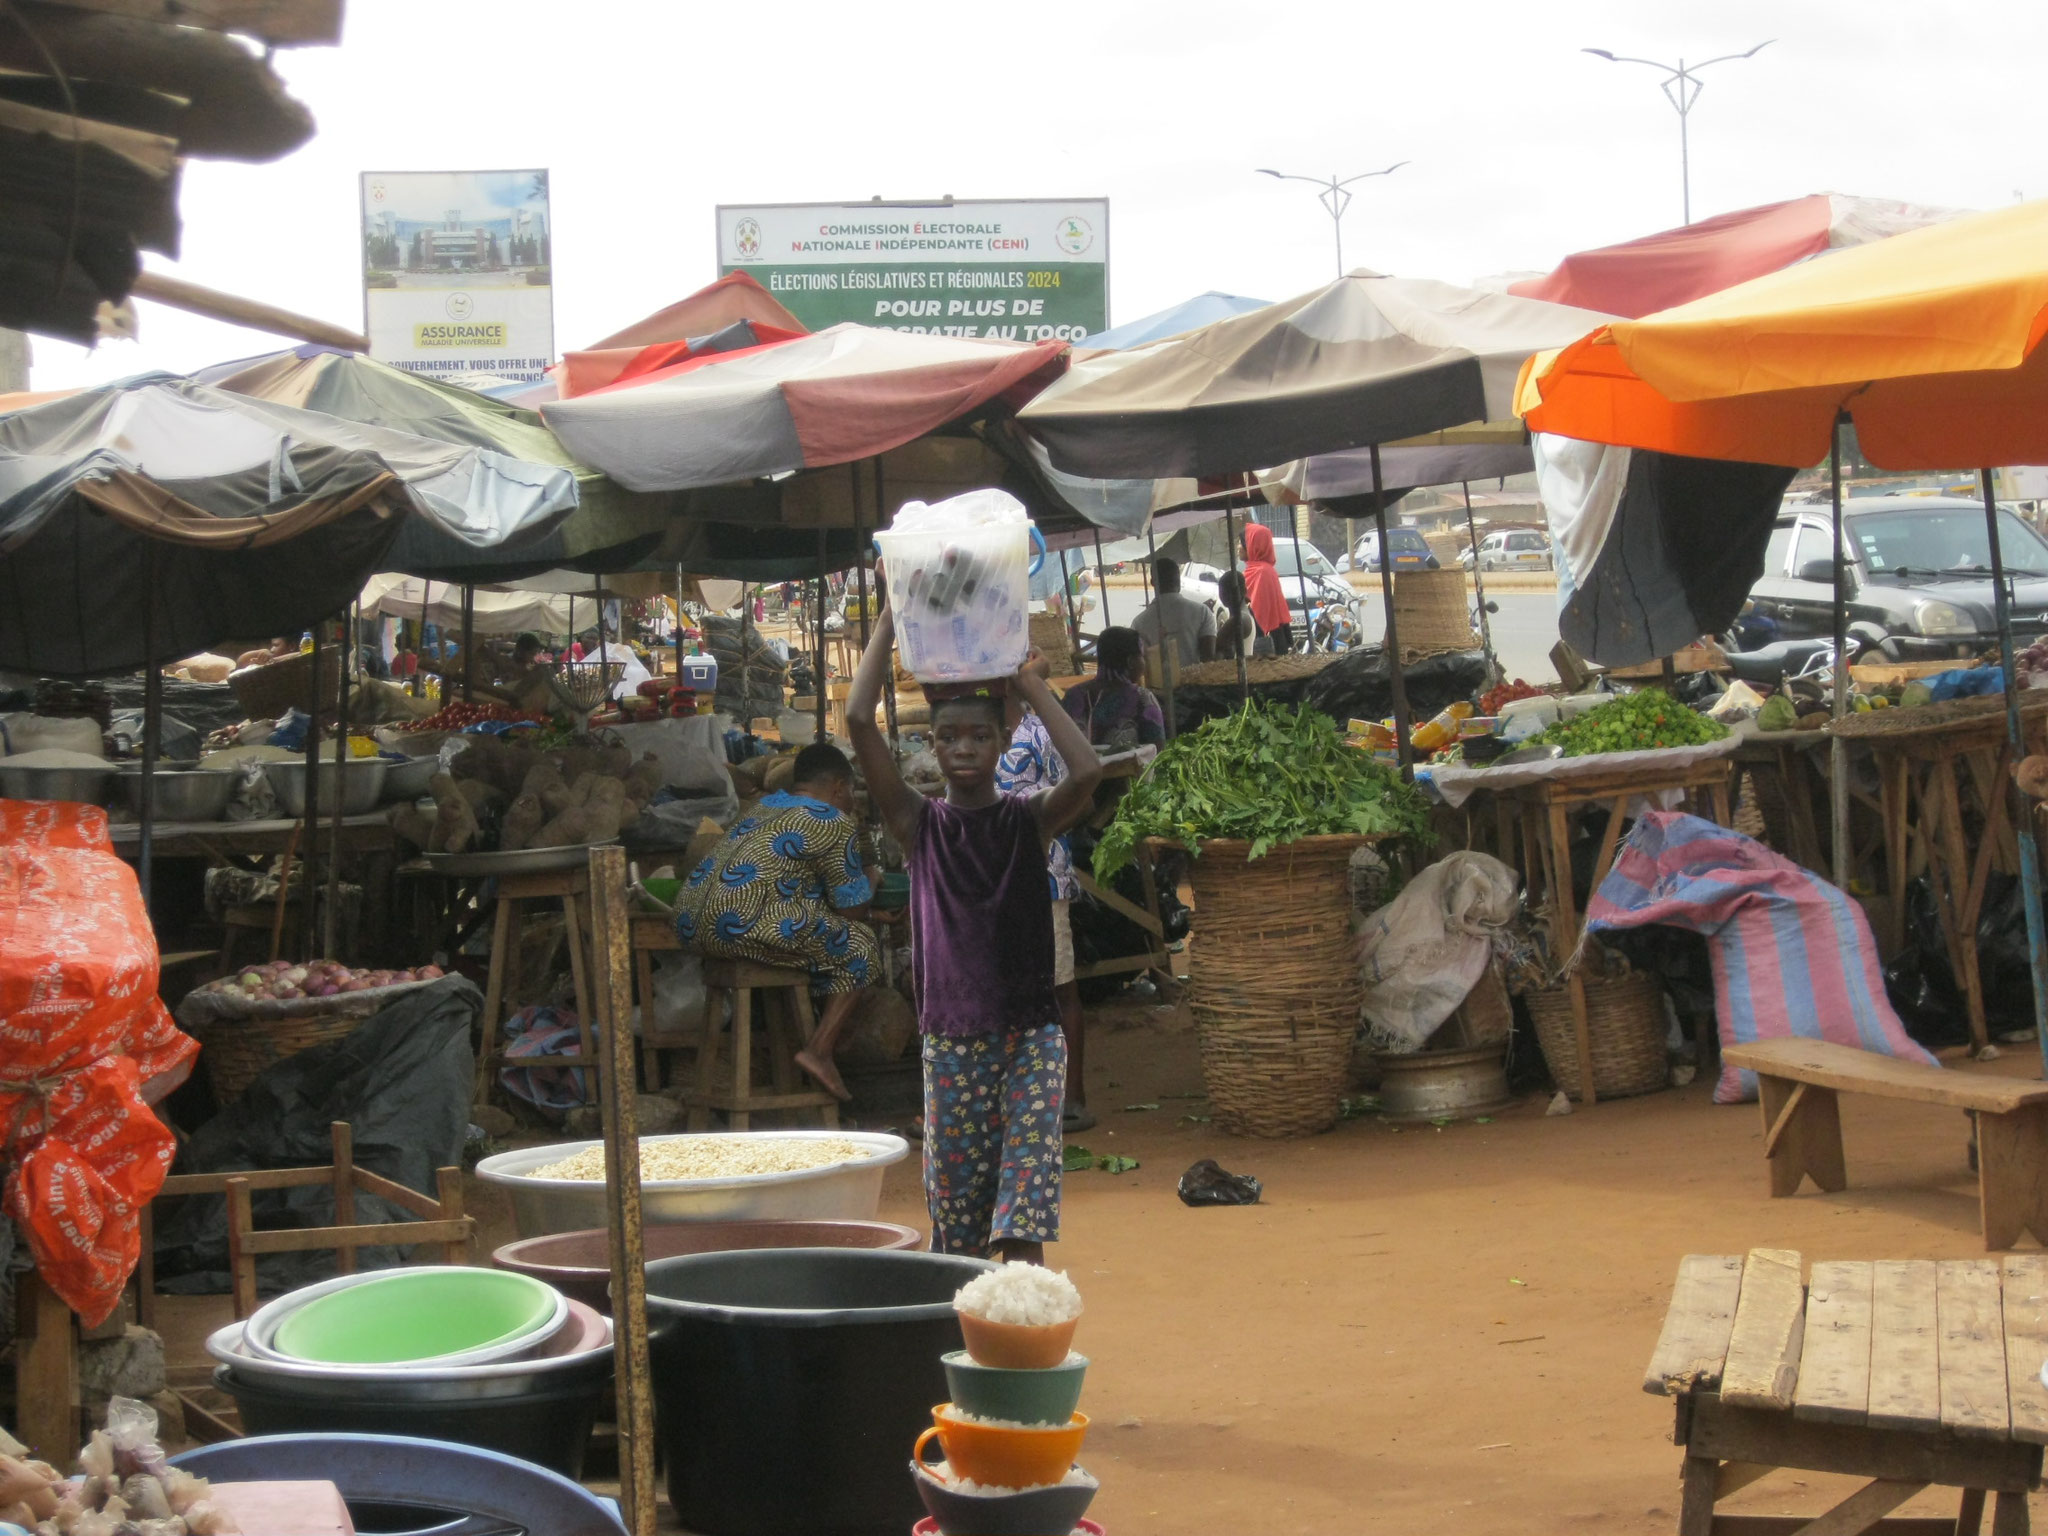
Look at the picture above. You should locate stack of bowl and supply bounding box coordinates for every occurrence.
[912,1286,1097,1535]
[207,1265,613,1476]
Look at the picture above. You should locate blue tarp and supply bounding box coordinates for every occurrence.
[1082,292,1270,351]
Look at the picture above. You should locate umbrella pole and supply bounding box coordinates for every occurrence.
[594,579,608,706]
[1979,467,2048,1067]
[1059,548,1083,670]
[852,465,871,651]
[139,542,159,908]
[873,458,901,761]
[1829,429,1851,889]
[815,526,829,743]
[460,586,475,702]
[301,624,322,962]
[1093,529,1110,647]
[1372,445,1413,775]
[675,564,685,680]
[325,606,351,960]
[414,579,431,698]
[1462,481,1496,674]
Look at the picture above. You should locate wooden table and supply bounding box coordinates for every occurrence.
[108,813,394,864]
[1646,1247,2048,1535]
[1497,756,1733,1103]
[1730,730,1833,876]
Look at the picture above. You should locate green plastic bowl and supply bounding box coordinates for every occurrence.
[873,871,910,912]
[270,1268,564,1367]
[639,877,684,912]
[941,1349,1089,1427]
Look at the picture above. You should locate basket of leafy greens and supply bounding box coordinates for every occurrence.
[1094,700,1430,879]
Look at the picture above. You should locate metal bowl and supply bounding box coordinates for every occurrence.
[0,761,118,804]
[380,753,441,802]
[476,1131,910,1239]
[119,766,232,822]
[263,758,387,818]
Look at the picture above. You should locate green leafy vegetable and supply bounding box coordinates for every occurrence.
[1062,1144,1096,1172]
[1094,701,1431,879]
[1529,688,1728,758]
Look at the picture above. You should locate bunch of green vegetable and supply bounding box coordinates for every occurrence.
[1093,700,1431,877]
[1530,688,1728,757]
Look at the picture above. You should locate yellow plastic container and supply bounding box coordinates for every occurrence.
[1410,702,1473,754]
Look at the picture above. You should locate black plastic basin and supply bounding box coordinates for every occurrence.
[644,1246,995,1536]
[215,1367,608,1479]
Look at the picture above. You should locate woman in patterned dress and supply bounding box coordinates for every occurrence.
[675,743,879,1100]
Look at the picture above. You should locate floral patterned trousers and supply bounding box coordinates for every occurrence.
[921,1023,1066,1255]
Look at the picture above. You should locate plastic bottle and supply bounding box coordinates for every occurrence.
[1410,701,1473,754]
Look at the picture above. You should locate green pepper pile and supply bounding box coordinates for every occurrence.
[1530,687,1728,757]
[1093,700,1431,878]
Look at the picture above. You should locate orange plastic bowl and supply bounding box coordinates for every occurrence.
[915,1405,1089,1491]
[955,1312,1079,1371]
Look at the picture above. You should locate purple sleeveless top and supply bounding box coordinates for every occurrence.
[907,793,1057,1036]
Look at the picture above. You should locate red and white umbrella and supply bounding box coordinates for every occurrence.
[543,324,1067,493]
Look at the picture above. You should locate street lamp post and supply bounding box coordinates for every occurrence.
[1582,41,1773,225]
[1256,163,1408,279]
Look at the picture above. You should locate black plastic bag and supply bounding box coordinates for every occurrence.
[1177,1159,1262,1206]
[1882,875,2038,1047]
[1299,647,1490,729]
[152,976,481,1296]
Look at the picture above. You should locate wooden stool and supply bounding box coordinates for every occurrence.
[688,960,839,1130]
[473,867,601,1108]
[1647,1247,2048,1535]
[632,914,704,1091]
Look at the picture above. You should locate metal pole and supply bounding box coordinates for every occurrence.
[1980,468,2048,1067]
[324,607,350,960]
[1829,429,1851,889]
[459,585,475,702]
[853,464,872,650]
[1092,528,1110,645]
[675,563,685,681]
[1678,60,1692,224]
[1462,482,1496,673]
[414,578,431,697]
[1059,547,1083,668]
[301,624,323,962]
[594,579,608,709]
[138,543,159,907]
[1225,506,1248,702]
[1372,445,1413,774]
[815,526,829,742]
[874,458,900,758]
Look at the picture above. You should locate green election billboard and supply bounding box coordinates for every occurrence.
[716,199,1108,342]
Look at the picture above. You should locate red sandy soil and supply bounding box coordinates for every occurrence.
[153,1000,2048,1534]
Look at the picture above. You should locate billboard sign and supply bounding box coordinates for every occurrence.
[361,169,554,382]
[716,199,1108,341]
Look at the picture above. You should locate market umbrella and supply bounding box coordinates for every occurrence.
[1018,273,1615,758]
[543,323,1068,493]
[1508,192,1966,320]
[0,374,579,675]
[1518,195,2048,1060]
[1081,290,1269,350]
[192,347,678,580]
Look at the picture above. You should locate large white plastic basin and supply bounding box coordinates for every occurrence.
[476,1130,909,1239]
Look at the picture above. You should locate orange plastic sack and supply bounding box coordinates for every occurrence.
[0,800,197,1323]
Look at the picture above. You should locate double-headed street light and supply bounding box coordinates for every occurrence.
[1582,41,1774,225]
[1255,162,1409,279]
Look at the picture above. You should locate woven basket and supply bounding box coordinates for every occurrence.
[1525,971,1668,1100]
[1390,568,1480,660]
[231,651,341,720]
[187,1004,376,1103]
[1029,610,1073,676]
[1172,833,1374,1137]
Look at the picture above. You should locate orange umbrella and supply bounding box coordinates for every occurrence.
[1518,198,2048,469]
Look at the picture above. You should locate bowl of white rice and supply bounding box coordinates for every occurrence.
[477,1130,910,1237]
[953,1263,1084,1369]
[910,1457,1098,1535]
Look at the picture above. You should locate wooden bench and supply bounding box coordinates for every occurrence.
[1646,1247,2048,1535]
[1723,1039,2048,1250]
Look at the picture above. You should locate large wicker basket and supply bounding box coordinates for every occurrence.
[185,1007,373,1103]
[230,651,343,720]
[1029,610,1073,676]
[1390,568,1481,660]
[1525,971,1668,1101]
[1172,832,1374,1138]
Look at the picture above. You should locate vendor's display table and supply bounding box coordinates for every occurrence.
[631,913,698,1091]
[1730,729,1832,875]
[1493,752,1733,1103]
[1836,699,2048,1056]
[108,812,394,863]
[1646,1248,2048,1535]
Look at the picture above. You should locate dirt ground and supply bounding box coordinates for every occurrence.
[153,998,2048,1535]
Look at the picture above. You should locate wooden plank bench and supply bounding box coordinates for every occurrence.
[1646,1248,2048,1535]
[1722,1039,2048,1250]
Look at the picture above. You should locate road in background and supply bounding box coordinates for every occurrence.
[1094,580,1564,687]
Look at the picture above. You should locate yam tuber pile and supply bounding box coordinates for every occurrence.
[388,735,665,854]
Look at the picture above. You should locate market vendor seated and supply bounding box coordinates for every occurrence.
[1062,626,1165,751]
[675,742,880,1101]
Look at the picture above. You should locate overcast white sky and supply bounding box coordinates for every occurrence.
[27,0,2048,389]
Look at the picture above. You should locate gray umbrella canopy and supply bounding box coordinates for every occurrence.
[1018,273,1614,480]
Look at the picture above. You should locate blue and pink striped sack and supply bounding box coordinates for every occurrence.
[1584,811,1934,1102]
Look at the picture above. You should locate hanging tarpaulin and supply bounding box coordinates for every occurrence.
[0,801,198,1324]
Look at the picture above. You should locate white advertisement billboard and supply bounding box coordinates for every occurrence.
[360,169,554,382]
